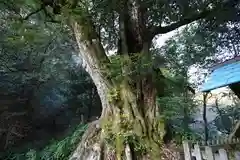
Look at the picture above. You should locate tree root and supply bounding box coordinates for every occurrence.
[69,120,102,160]
[69,119,181,160]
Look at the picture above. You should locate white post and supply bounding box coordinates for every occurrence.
[194,144,202,160]
[205,146,215,160]
[219,149,228,160]
[183,140,192,160]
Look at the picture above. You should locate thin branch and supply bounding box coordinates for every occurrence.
[23,7,44,20]
[151,10,212,36]
[22,5,60,23]
[5,112,27,120]
[10,131,24,137]
[150,0,240,38]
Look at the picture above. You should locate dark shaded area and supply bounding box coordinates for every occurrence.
[0,9,102,153]
[0,65,102,152]
[229,82,240,99]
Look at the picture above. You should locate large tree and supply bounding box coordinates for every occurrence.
[2,0,240,159]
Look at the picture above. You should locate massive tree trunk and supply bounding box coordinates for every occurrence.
[62,0,240,159]
[68,11,179,159]
[65,0,226,158]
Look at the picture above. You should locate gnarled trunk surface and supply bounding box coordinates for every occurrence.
[47,0,240,159]
[68,20,180,160]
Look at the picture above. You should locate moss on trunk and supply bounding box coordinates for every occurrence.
[69,82,180,160]
[70,17,180,160]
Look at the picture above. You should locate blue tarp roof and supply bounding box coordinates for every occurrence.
[201,60,240,92]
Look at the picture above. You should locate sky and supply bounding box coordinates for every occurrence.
[156,27,234,124]
[155,26,231,94]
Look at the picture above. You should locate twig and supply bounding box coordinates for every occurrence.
[5,112,27,119]
[23,7,44,20]
[10,130,24,137]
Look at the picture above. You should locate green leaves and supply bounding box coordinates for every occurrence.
[3,124,87,160]
[24,0,39,9]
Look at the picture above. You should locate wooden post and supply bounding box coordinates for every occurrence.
[183,140,192,160]
[205,146,215,160]
[219,149,228,160]
[203,92,209,145]
[194,144,202,160]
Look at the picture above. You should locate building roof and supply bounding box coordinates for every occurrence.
[201,57,240,92]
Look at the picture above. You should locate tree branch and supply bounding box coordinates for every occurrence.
[21,5,60,23]
[151,10,212,36]
[150,0,240,38]
[23,7,44,20]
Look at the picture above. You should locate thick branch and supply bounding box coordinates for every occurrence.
[72,19,113,118]
[150,0,240,37]
[151,10,212,35]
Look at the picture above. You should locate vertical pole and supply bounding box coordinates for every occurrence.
[183,140,192,160]
[219,149,228,160]
[205,146,215,160]
[203,92,209,145]
[194,144,202,160]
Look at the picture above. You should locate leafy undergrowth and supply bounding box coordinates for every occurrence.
[1,124,87,160]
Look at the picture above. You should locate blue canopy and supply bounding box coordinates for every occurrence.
[201,59,240,92]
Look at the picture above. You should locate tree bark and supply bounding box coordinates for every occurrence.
[68,19,181,159]
[68,0,181,157]
[67,0,240,158]
[71,20,114,118]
